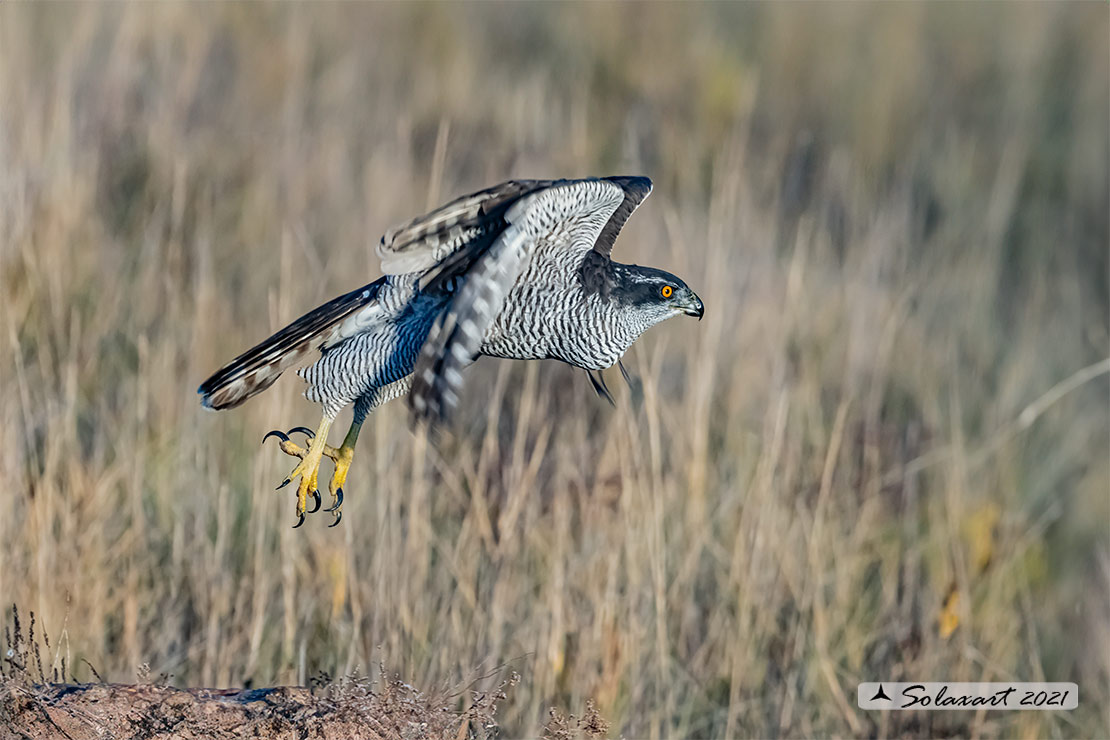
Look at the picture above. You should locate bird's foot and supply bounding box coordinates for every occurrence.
[264,422,333,527]
[322,443,354,528]
[281,449,325,528]
[262,427,316,459]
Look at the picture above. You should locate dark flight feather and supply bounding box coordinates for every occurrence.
[197,279,383,410]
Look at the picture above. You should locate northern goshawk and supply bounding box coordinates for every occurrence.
[198,176,704,527]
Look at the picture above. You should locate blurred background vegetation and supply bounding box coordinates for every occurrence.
[1,3,1107,737]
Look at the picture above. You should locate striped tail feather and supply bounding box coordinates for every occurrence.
[197,279,384,410]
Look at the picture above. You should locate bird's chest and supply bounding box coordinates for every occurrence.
[479,281,568,360]
[474,253,570,360]
[480,282,628,370]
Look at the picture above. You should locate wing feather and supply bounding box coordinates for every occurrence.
[376,176,650,278]
[594,176,652,257]
[409,222,530,422]
[197,279,383,410]
[377,179,553,276]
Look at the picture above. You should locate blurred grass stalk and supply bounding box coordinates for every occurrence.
[0,3,1107,738]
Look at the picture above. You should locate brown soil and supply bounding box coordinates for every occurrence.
[1,680,501,740]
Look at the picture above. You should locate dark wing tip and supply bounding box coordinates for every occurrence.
[592,176,654,258]
[605,175,653,200]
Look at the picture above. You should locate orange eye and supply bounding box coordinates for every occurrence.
[661,285,673,298]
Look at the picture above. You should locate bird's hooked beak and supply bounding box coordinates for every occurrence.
[682,291,705,320]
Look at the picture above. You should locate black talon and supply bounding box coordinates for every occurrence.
[618,360,635,388]
[328,510,342,528]
[263,430,290,445]
[308,489,322,514]
[588,369,616,406]
[288,426,315,439]
[292,511,305,529]
[276,478,291,491]
[326,487,344,513]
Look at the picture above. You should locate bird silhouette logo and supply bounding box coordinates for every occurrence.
[870,684,892,702]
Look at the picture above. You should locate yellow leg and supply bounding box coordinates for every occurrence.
[323,416,363,525]
[265,415,332,528]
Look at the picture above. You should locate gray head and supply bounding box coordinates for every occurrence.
[610,262,704,326]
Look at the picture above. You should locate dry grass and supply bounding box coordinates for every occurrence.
[0,3,1107,738]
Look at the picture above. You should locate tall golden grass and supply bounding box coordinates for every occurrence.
[1,3,1107,737]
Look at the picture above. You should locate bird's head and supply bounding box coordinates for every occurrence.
[611,263,704,326]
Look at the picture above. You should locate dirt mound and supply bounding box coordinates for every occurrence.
[2,678,510,740]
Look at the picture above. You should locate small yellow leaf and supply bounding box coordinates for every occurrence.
[939,587,959,639]
[963,502,1000,574]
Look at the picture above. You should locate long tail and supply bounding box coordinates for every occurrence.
[197,279,384,410]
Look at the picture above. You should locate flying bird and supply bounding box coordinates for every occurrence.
[198,176,704,527]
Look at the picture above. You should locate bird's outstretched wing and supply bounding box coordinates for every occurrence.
[377,179,554,277]
[198,279,384,410]
[408,177,650,422]
[378,176,651,282]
